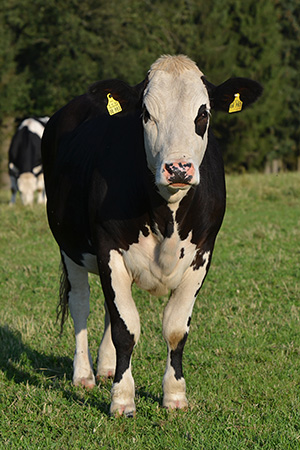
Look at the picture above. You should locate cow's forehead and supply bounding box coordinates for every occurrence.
[149,54,204,76]
[144,55,208,115]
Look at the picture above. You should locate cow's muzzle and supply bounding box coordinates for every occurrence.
[162,161,196,188]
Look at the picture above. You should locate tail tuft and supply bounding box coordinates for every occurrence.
[56,259,70,335]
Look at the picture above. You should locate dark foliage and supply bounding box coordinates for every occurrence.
[0,0,299,170]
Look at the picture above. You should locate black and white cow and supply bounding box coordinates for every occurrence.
[42,55,262,416]
[9,116,49,205]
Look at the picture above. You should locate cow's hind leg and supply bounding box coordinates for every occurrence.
[61,251,95,389]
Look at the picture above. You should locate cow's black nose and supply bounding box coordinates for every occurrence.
[163,162,194,184]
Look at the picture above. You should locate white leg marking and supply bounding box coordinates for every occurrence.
[108,250,140,416]
[162,354,188,410]
[162,251,210,409]
[62,251,95,389]
[109,250,140,340]
[97,302,116,379]
[110,367,135,417]
[36,173,46,204]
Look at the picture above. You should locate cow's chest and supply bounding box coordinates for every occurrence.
[122,225,197,296]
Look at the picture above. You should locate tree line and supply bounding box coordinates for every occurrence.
[0,0,299,174]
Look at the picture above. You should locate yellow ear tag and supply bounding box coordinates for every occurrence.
[107,93,122,115]
[229,93,243,113]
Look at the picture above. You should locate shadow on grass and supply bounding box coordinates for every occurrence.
[0,325,110,415]
[136,386,162,406]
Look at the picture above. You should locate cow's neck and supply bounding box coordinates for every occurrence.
[143,166,196,242]
[157,184,193,205]
[148,186,194,241]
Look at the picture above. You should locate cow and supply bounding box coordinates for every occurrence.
[8,116,49,205]
[42,55,262,416]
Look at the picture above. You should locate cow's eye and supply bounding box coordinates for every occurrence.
[199,110,208,120]
[142,106,151,123]
[195,106,209,137]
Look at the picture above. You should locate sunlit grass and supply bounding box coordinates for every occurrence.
[1,172,300,449]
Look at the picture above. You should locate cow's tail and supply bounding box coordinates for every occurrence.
[57,258,70,335]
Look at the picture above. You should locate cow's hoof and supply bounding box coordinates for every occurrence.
[163,396,188,410]
[96,368,115,381]
[74,377,96,390]
[110,402,136,418]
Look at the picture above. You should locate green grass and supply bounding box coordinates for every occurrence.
[0,173,300,449]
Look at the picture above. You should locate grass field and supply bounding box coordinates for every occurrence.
[0,173,300,449]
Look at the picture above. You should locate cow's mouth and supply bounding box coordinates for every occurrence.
[167,182,191,190]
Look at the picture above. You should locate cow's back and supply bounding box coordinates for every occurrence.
[42,96,148,262]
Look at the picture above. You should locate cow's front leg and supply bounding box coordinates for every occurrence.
[61,251,95,389]
[162,250,211,409]
[99,250,140,417]
[36,173,46,204]
[9,175,18,205]
[96,302,116,379]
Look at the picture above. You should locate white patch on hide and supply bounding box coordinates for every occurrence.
[19,117,49,138]
[108,250,140,341]
[122,211,197,296]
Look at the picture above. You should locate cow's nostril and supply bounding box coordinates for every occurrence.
[163,161,195,185]
[164,163,174,175]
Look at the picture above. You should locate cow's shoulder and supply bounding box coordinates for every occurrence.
[50,78,145,138]
[44,94,99,143]
[42,79,145,166]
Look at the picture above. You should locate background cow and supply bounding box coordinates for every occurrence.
[42,55,262,416]
[8,116,49,205]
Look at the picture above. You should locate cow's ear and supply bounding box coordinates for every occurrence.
[202,77,263,113]
[88,78,146,115]
[133,78,148,99]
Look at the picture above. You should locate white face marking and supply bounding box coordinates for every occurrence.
[143,55,210,203]
[17,172,37,205]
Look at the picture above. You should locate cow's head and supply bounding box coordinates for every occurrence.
[142,55,262,202]
[18,172,37,206]
[88,54,262,203]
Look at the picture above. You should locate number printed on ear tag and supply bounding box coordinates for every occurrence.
[107,93,122,115]
[229,93,243,113]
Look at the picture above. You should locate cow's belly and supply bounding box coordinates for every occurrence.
[122,229,196,296]
[81,253,99,274]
